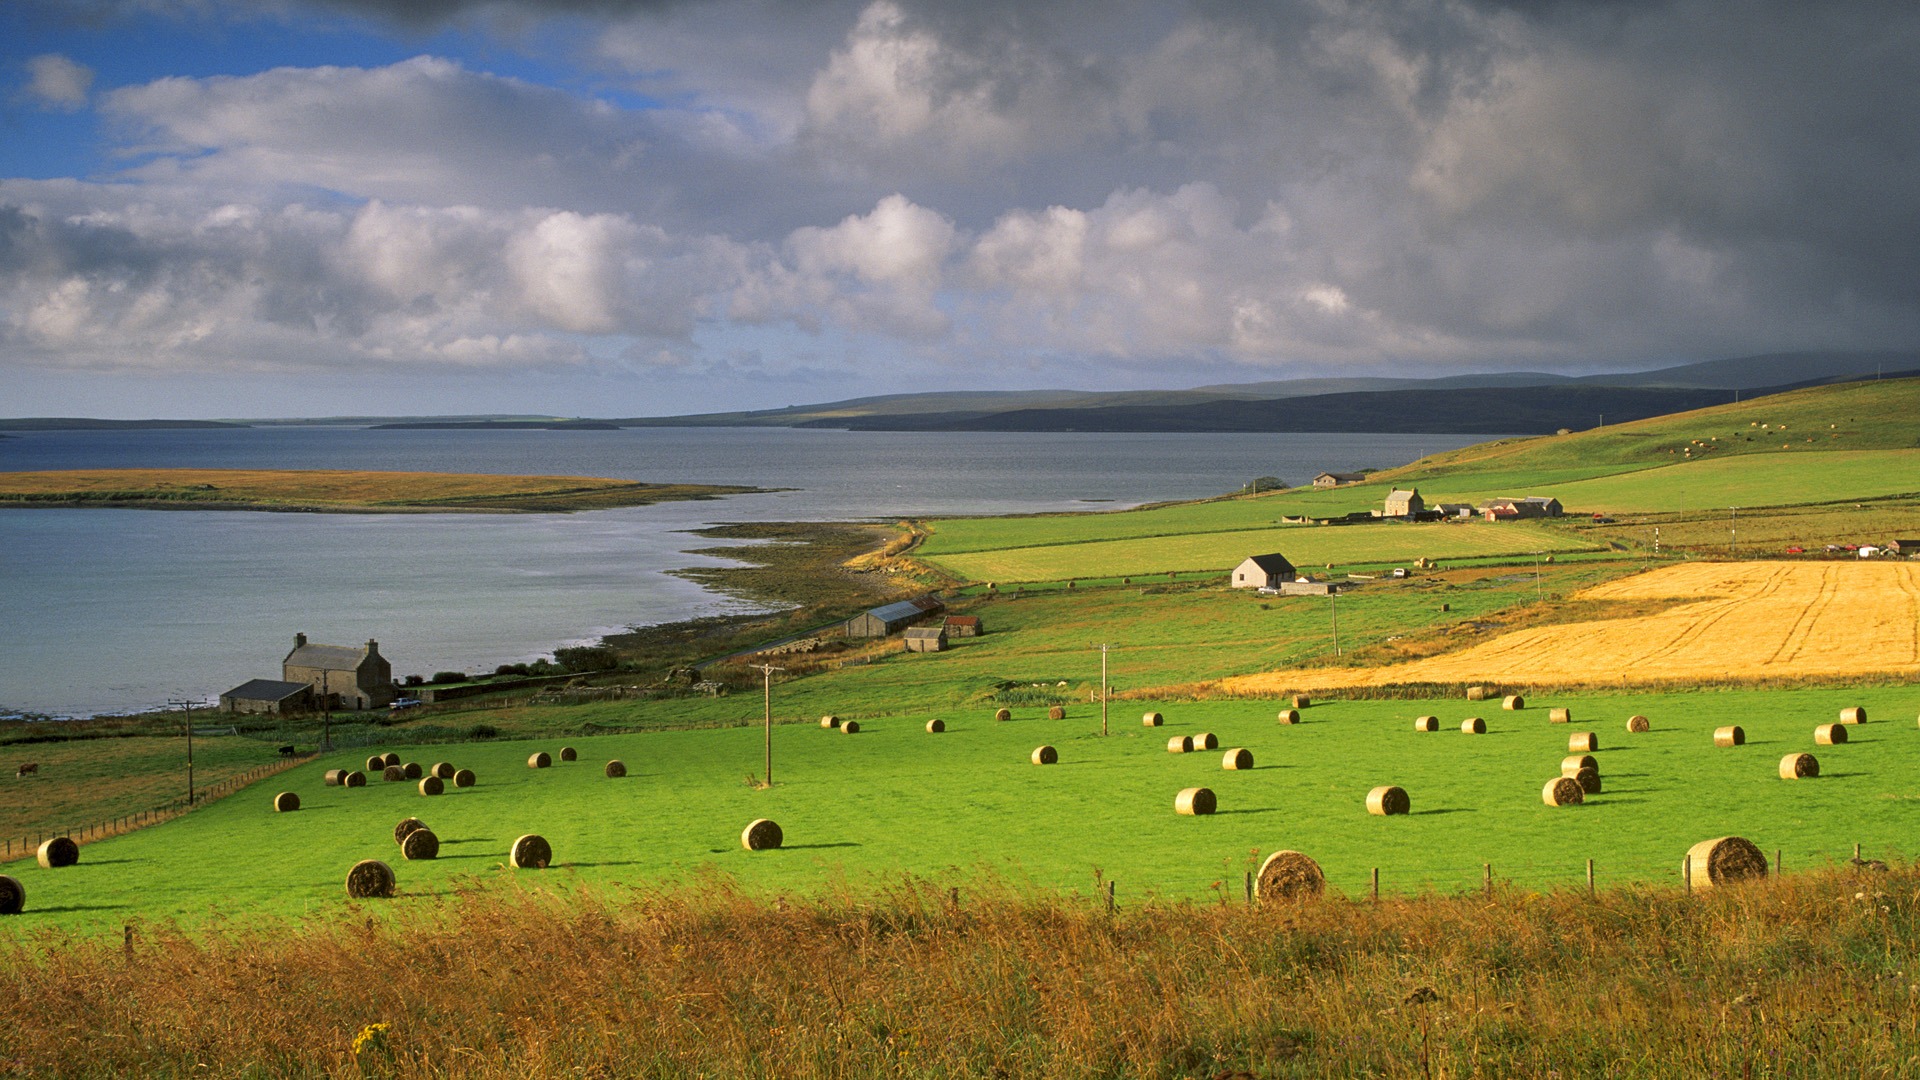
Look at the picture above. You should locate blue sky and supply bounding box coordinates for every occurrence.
[1,0,1916,418]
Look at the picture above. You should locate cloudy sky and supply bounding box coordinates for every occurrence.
[1,0,1915,417]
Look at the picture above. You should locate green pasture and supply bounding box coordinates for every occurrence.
[924,520,1595,583]
[7,685,1919,935]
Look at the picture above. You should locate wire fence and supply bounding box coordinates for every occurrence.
[3,751,319,864]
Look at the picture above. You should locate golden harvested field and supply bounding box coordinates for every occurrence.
[0,468,754,512]
[1223,560,1920,691]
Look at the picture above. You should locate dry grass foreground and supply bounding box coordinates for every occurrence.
[1226,560,1920,692]
[4,870,1918,1077]
[0,468,757,512]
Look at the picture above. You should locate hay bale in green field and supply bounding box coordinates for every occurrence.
[1466,686,1490,701]
[1683,836,1767,890]
[324,769,347,786]
[1256,851,1325,901]
[1167,735,1193,753]
[1627,715,1651,733]
[345,859,395,899]
[605,760,627,777]
[365,755,385,773]
[528,752,552,769]
[841,720,861,733]
[1780,753,1819,779]
[1549,707,1572,723]
[431,762,454,780]
[1048,706,1066,720]
[393,818,427,846]
[1142,711,1163,727]
[1562,754,1598,776]
[37,837,78,869]
[1031,745,1058,765]
[419,776,444,796]
[1542,776,1584,806]
[1569,732,1598,753]
[1175,787,1217,815]
[344,771,367,787]
[1713,726,1745,748]
[1291,694,1311,709]
[509,834,552,869]
[994,708,1011,722]
[925,718,945,733]
[1413,715,1438,731]
[1222,747,1253,770]
[559,746,577,762]
[1815,723,1847,745]
[742,818,784,851]
[821,715,842,729]
[1502,695,1525,711]
[1192,732,1219,751]
[1572,767,1601,794]
[1461,717,1486,734]
[453,769,476,788]
[382,752,400,769]
[1277,709,1300,725]
[0,875,23,915]
[403,762,423,780]
[273,791,300,813]
[401,828,439,861]
[1839,706,1867,724]
[382,765,405,782]
[1367,785,1410,816]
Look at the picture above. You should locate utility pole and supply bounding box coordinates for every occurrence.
[1091,644,1111,736]
[750,664,786,787]
[168,699,201,804]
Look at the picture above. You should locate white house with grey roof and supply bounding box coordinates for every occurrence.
[1231,553,1298,590]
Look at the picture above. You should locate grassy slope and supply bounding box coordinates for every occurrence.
[0,468,757,512]
[7,684,1918,935]
[0,736,285,842]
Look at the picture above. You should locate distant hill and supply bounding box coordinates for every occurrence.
[0,418,248,431]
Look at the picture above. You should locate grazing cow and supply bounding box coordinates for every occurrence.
[15,763,38,778]
[277,745,297,758]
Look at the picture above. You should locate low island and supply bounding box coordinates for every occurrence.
[0,468,764,513]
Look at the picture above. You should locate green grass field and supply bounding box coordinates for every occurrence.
[925,520,1595,583]
[8,684,1917,934]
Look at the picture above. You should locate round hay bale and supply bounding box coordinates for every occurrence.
[1572,767,1602,794]
[393,817,427,845]
[1222,747,1254,770]
[1277,708,1300,725]
[994,708,1012,722]
[37,837,79,869]
[528,752,552,769]
[559,746,577,762]
[1048,706,1066,720]
[1683,836,1768,890]
[344,770,367,787]
[1627,715,1651,733]
[1256,850,1325,901]
[925,718,945,733]
[0,875,23,916]
[1502,695,1525,711]
[841,720,861,734]
[1839,706,1867,724]
[509,834,552,869]
[403,762,423,780]
[345,859,395,899]
[1413,715,1438,732]
[1466,685,1490,701]
[1167,735,1193,754]
[1542,776,1584,806]
[324,768,347,786]
[821,715,842,729]
[1142,711,1164,727]
[741,818,783,851]
[1568,732,1598,753]
[1561,754,1598,776]
[1815,723,1847,746]
[382,765,405,782]
[418,776,444,796]
[1460,717,1486,734]
[1366,786,1410,816]
[1549,707,1572,724]
[1192,732,1219,751]
[1713,725,1745,748]
[274,791,300,813]
[381,752,401,769]
[366,755,385,773]
[1031,745,1058,765]
[1291,694,1311,709]
[401,827,439,860]
[431,762,453,780]
[605,759,627,777]
[1175,787,1217,815]
[453,769,476,788]
[1780,752,1819,779]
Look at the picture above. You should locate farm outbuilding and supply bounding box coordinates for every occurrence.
[903,627,948,653]
[1888,539,1920,556]
[1481,496,1563,520]
[1231,553,1298,590]
[218,679,313,715]
[1384,488,1424,517]
[1312,471,1367,488]
[283,634,396,710]
[845,596,944,638]
[943,615,983,637]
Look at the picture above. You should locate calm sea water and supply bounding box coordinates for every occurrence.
[0,427,1490,717]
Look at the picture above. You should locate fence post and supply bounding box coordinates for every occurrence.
[1245,870,1254,906]
[1854,843,1861,862]
[1775,849,1782,875]
[1587,859,1595,897]
[1105,881,1116,914]
[1482,863,1492,897]
[1371,867,1380,902]
[1683,854,1692,893]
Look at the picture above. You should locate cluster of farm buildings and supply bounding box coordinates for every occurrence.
[218,634,397,715]
[1313,472,1564,523]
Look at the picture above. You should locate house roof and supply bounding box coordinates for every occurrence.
[1316,471,1366,482]
[223,679,312,702]
[286,643,370,670]
[1242,553,1296,573]
[1386,488,1420,499]
[904,626,946,639]
[944,616,981,627]
[866,599,940,624]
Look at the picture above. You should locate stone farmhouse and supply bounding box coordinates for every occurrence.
[1384,488,1425,517]
[282,633,397,710]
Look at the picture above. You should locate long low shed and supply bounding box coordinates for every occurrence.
[845,597,945,638]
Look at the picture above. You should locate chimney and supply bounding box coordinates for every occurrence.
[366,639,379,655]
[294,633,307,648]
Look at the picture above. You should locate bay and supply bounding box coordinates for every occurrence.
[0,427,1492,717]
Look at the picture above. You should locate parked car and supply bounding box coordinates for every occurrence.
[389,697,422,711]
[1785,546,1804,554]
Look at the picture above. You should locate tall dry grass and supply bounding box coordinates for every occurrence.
[2,866,1917,1078]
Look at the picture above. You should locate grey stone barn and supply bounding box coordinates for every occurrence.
[1231,553,1298,590]
[845,597,945,638]
[903,626,948,653]
[1312,471,1367,488]
[943,615,983,637]
[283,633,395,710]
[219,679,313,715]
